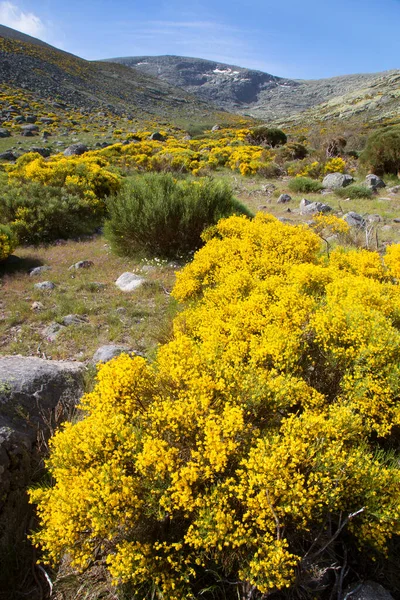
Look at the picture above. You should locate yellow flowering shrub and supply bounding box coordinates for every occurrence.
[30,214,400,599]
[7,152,121,201]
[324,157,346,173]
[0,224,17,261]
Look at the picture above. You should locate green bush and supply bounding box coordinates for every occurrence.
[360,126,400,175]
[257,161,284,178]
[276,142,308,162]
[247,126,287,147]
[0,182,105,245]
[288,177,323,193]
[334,184,373,199]
[104,173,252,259]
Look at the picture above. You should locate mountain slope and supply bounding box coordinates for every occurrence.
[106,55,400,126]
[0,27,245,127]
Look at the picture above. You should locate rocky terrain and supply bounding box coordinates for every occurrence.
[0,26,235,126]
[105,55,400,126]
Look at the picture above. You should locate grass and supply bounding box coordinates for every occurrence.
[0,234,179,361]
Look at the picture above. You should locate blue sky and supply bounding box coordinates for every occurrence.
[0,0,399,79]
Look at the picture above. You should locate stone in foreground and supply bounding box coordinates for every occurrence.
[115,272,146,292]
[277,193,292,204]
[69,260,94,270]
[343,211,366,228]
[92,345,134,364]
[300,198,332,215]
[365,174,385,190]
[0,356,85,583]
[34,281,55,291]
[322,173,354,189]
[63,143,88,156]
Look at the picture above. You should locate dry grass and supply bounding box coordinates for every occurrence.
[0,234,179,361]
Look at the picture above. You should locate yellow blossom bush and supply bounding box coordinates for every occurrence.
[0,224,17,261]
[7,152,121,201]
[30,214,400,599]
[324,157,346,174]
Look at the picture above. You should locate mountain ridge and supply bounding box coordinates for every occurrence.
[104,55,400,125]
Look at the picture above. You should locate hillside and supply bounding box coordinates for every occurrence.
[106,55,400,126]
[0,26,245,129]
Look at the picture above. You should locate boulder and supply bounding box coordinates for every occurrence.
[365,174,386,190]
[63,143,88,157]
[277,193,292,204]
[29,266,51,277]
[149,131,166,142]
[344,581,394,600]
[388,185,400,194]
[21,124,39,136]
[92,345,133,364]
[29,146,51,158]
[0,151,16,161]
[211,125,220,131]
[322,173,354,189]
[343,211,366,228]
[39,117,54,125]
[0,128,10,138]
[115,272,146,292]
[42,322,66,341]
[61,314,88,326]
[300,198,332,215]
[0,356,85,589]
[34,281,55,291]
[68,260,94,270]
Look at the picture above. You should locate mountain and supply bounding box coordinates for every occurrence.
[105,55,400,126]
[0,26,244,128]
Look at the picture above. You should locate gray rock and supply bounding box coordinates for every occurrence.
[31,301,44,311]
[322,173,354,189]
[300,198,332,215]
[68,260,94,270]
[21,124,39,136]
[0,356,84,573]
[34,281,55,291]
[343,211,366,228]
[393,218,400,223]
[365,174,386,190]
[0,151,16,161]
[149,131,166,142]
[29,146,51,158]
[115,272,146,292]
[388,185,400,194]
[29,266,51,277]
[211,125,221,131]
[0,128,10,138]
[92,345,133,364]
[344,581,394,600]
[277,193,292,204]
[366,214,382,223]
[39,117,54,125]
[63,143,88,157]
[61,314,88,326]
[42,322,66,341]
[25,115,37,123]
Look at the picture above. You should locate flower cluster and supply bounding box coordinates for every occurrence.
[30,215,400,599]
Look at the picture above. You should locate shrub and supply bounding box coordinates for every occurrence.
[246,126,287,147]
[0,223,17,260]
[276,142,308,162]
[287,159,322,179]
[256,161,284,178]
[0,182,105,244]
[30,215,400,599]
[288,176,323,193]
[359,126,400,175]
[324,157,346,174]
[334,184,373,199]
[104,173,252,259]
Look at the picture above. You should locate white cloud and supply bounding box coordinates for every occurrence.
[0,1,46,38]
